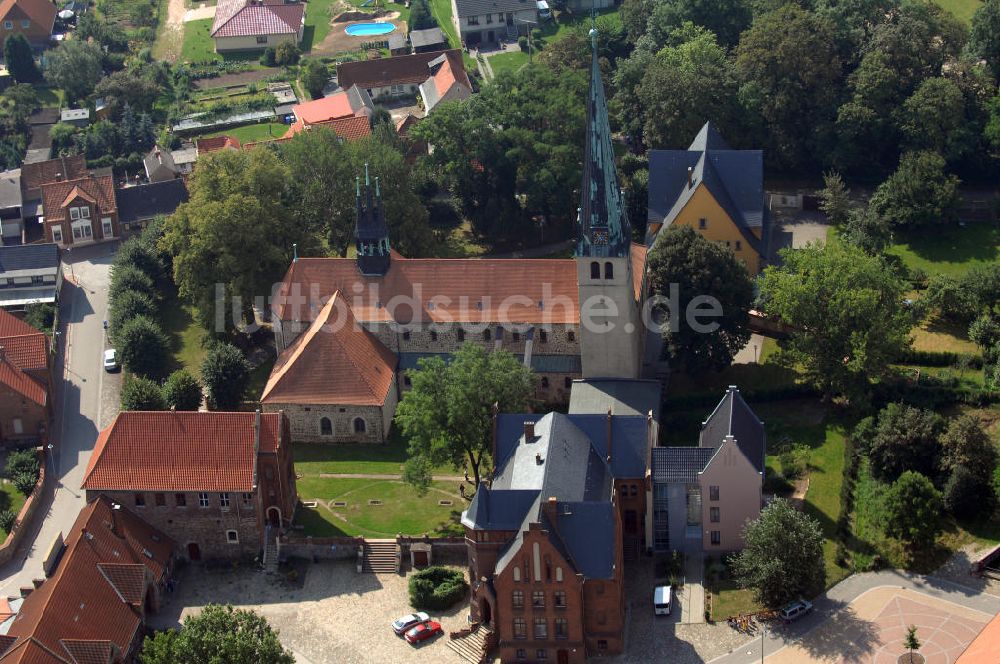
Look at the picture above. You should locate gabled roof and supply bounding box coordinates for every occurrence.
[210,0,304,38]
[59,185,95,209]
[419,54,472,113]
[647,121,765,251]
[699,385,765,473]
[453,0,534,17]
[0,358,45,406]
[20,156,87,194]
[143,147,177,179]
[337,50,469,92]
[115,180,189,226]
[291,86,372,126]
[82,412,284,492]
[0,307,44,338]
[410,27,445,49]
[0,169,21,210]
[39,175,116,223]
[0,244,58,276]
[461,487,538,531]
[0,0,56,32]
[195,135,242,154]
[0,497,173,664]
[262,291,396,406]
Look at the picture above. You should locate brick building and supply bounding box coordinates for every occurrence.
[81,411,297,561]
[0,496,174,663]
[0,0,56,50]
[0,308,49,446]
[40,172,120,246]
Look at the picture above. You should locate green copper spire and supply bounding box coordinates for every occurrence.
[576,19,631,259]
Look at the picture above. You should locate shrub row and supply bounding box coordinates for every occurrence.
[408,567,468,611]
[898,348,983,369]
[834,434,862,567]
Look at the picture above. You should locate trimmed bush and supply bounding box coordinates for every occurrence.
[0,509,16,533]
[121,375,168,411]
[163,369,203,411]
[12,471,37,496]
[108,265,155,303]
[944,465,997,519]
[109,289,157,336]
[408,567,468,611]
[117,316,169,379]
[114,236,162,285]
[201,342,251,411]
[5,449,39,481]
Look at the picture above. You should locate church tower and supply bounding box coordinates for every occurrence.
[355,164,391,276]
[575,24,641,379]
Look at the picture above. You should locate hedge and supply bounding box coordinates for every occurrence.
[897,349,983,369]
[663,383,819,410]
[408,567,468,611]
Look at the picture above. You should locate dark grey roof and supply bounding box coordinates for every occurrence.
[647,121,764,250]
[410,27,445,48]
[143,147,178,178]
[699,386,765,473]
[461,487,538,530]
[688,121,731,151]
[495,412,649,481]
[453,0,535,17]
[550,501,617,579]
[346,85,374,115]
[0,243,59,274]
[388,33,407,50]
[116,180,189,225]
[0,169,22,210]
[29,108,59,126]
[651,447,715,483]
[568,378,661,419]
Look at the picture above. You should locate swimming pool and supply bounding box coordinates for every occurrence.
[345,22,396,36]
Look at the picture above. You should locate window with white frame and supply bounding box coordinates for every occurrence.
[242,492,254,507]
[51,226,62,243]
[226,530,239,543]
[101,217,113,237]
[198,492,209,507]
[80,206,90,218]
[69,207,80,220]
[71,222,92,240]
[219,493,230,508]
[3,21,12,30]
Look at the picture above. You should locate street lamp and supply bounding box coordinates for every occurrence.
[46,443,57,489]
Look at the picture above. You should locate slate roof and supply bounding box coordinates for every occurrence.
[699,385,765,473]
[453,0,535,17]
[262,291,396,406]
[0,243,58,276]
[647,121,765,252]
[0,169,21,211]
[116,180,189,226]
[568,378,662,419]
[461,487,538,531]
[548,501,617,579]
[211,0,304,38]
[0,497,173,664]
[410,27,445,49]
[337,50,469,91]
[651,447,715,483]
[143,147,178,180]
[82,412,284,492]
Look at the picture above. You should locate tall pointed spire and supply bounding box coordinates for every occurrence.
[355,164,391,276]
[575,20,631,259]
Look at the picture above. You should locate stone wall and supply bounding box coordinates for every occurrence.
[0,450,47,567]
[264,401,392,444]
[85,489,261,561]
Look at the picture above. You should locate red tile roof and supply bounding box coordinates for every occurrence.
[0,0,56,31]
[958,611,1000,663]
[0,334,48,373]
[0,497,173,664]
[40,175,116,224]
[82,412,284,493]
[211,0,304,38]
[195,135,242,154]
[337,50,468,90]
[0,358,45,406]
[291,90,356,125]
[0,308,42,339]
[263,291,396,406]
[284,115,372,142]
[20,156,87,194]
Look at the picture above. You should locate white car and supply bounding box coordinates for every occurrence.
[392,611,430,635]
[779,599,813,623]
[103,349,118,371]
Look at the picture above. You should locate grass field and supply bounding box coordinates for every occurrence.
[204,122,288,143]
[932,0,982,22]
[489,50,529,75]
[160,296,208,377]
[33,86,63,107]
[296,479,464,537]
[429,0,459,48]
[887,223,999,278]
[293,430,452,476]
[302,0,339,51]
[0,482,26,538]
[710,579,761,620]
[180,18,220,63]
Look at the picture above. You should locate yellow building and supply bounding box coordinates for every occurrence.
[646,122,766,274]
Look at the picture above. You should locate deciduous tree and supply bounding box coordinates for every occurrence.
[117,316,170,379]
[120,375,168,411]
[939,414,998,482]
[163,370,203,411]
[3,34,38,83]
[396,343,535,493]
[868,151,960,227]
[301,59,329,100]
[900,77,974,163]
[883,471,943,546]
[44,40,103,102]
[970,0,1000,76]
[200,343,250,411]
[868,403,942,483]
[944,465,997,520]
[731,499,826,608]
[140,605,294,664]
[646,225,754,372]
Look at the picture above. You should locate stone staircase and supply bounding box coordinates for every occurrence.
[263,527,279,574]
[362,539,398,573]
[623,536,641,563]
[447,624,493,663]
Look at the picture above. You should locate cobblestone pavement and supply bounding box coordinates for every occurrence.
[150,561,471,664]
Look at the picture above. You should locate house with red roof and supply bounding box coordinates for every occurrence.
[82,411,297,561]
[335,50,472,113]
[284,85,373,141]
[0,496,174,664]
[0,0,56,49]
[40,173,119,247]
[210,0,305,53]
[0,308,49,447]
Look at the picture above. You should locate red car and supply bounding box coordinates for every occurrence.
[404,620,442,645]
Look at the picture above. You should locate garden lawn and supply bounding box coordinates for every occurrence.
[429,0,459,48]
[159,296,207,377]
[710,580,761,621]
[292,429,452,476]
[33,86,62,107]
[932,0,982,22]
[303,0,339,52]
[886,223,999,278]
[489,50,529,75]
[204,122,288,143]
[296,479,464,537]
[910,319,980,354]
[0,482,26,538]
[181,19,220,63]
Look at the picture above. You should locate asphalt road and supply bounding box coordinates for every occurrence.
[0,243,118,595]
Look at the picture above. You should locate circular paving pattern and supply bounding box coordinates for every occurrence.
[868,595,986,664]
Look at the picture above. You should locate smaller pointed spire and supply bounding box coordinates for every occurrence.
[354,168,391,276]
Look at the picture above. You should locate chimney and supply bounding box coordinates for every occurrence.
[542,496,558,523]
[55,172,62,182]
[606,406,613,463]
[535,452,543,465]
[155,148,162,164]
[523,421,534,440]
[687,166,693,188]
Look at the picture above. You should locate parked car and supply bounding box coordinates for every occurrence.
[653,585,672,615]
[536,0,552,19]
[779,599,813,623]
[392,612,430,636]
[404,620,442,645]
[103,349,118,372]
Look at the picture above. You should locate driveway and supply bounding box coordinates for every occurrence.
[767,210,831,264]
[0,243,118,596]
[184,4,217,22]
[150,561,469,664]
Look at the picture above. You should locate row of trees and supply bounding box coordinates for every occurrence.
[120,343,250,412]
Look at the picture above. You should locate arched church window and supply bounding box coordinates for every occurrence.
[590,261,600,279]
[604,262,614,279]
[320,417,332,436]
[353,418,367,433]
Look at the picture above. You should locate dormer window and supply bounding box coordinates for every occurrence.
[69,206,90,221]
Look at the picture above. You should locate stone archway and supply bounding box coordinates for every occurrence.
[478,597,492,626]
[266,506,282,527]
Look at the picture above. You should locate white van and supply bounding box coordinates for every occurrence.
[536,0,552,20]
[653,586,672,616]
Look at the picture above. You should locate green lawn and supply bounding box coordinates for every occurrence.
[203,122,288,143]
[429,0,459,48]
[33,86,63,107]
[181,18,220,63]
[303,0,339,52]
[887,223,999,278]
[293,429,452,476]
[710,580,761,621]
[489,50,529,75]
[932,0,982,22]
[0,482,26,538]
[159,296,208,377]
[296,479,464,537]
[245,354,275,401]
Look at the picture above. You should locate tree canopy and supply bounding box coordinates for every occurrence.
[121,375,168,411]
[883,471,943,546]
[867,151,961,227]
[396,343,535,493]
[3,34,38,83]
[140,605,294,664]
[867,403,942,483]
[44,40,103,102]
[200,343,250,411]
[163,370,203,411]
[758,241,910,400]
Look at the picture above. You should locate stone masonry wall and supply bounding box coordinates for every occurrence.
[263,402,390,444]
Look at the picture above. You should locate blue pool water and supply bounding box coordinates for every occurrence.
[346,22,396,36]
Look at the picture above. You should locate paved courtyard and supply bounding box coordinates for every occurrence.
[150,561,471,664]
[764,587,990,664]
